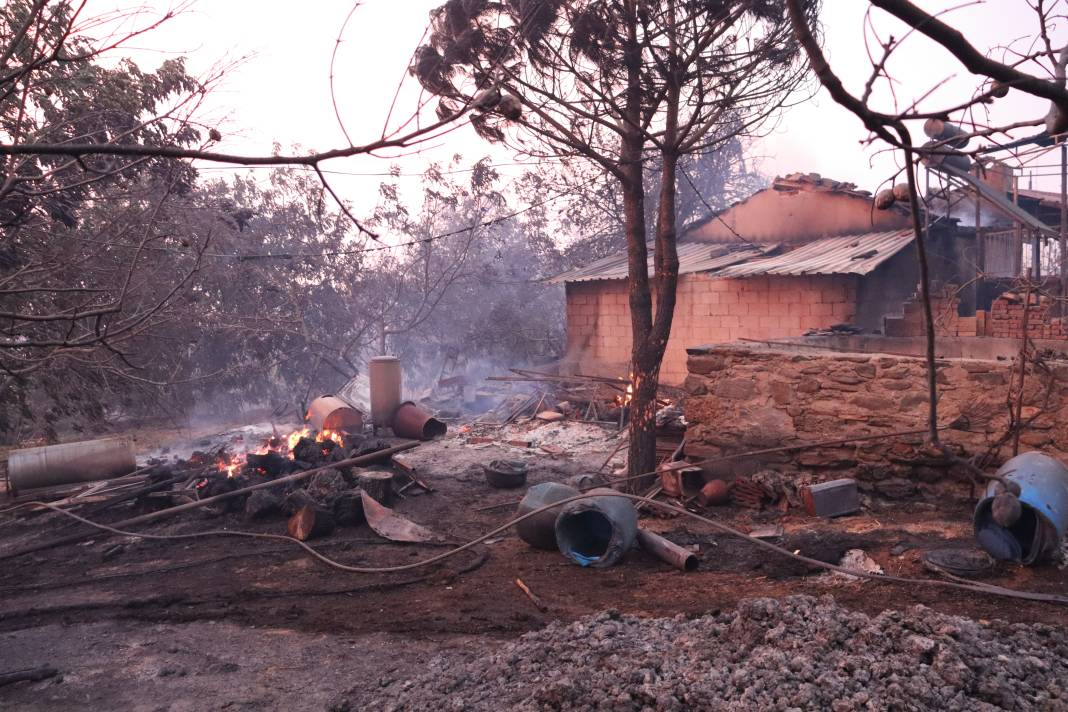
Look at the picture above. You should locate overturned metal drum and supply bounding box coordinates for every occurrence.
[306,395,364,433]
[8,438,136,493]
[391,401,447,440]
[516,482,580,550]
[974,452,1068,564]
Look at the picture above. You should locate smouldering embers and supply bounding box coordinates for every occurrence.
[215,426,346,478]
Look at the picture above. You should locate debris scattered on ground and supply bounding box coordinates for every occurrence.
[801,478,860,518]
[0,419,429,556]
[748,524,785,539]
[828,548,884,582]
[361,491,439,543]
[483,459,529,489]
[364,595,1068,711]
[921,548,996,578]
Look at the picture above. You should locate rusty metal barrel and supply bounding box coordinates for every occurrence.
[8,438,136,493]
[391,401,447,440]
[306,395,364,433]
[369,356,403,428]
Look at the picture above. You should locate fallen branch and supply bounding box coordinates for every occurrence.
[0,666,58,687]
[514,577,547,612]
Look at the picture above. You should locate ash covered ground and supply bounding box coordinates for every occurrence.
[361,595,1068,712]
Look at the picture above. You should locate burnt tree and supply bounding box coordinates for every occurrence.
[785,0,1068,445]
[413,0,818,482]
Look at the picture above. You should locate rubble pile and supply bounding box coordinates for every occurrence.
[365,596,1068,711]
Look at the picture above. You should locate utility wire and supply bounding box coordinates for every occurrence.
[194,159,566,177]
[13,493,1068,605]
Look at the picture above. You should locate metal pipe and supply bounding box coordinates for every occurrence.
[391,401,447,440]
[8,438,136,493]
[369,355,402,428]
[636,529,698,572]
[1032,229,1042,278]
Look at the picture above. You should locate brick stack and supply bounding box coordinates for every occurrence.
[989,292,1068,339]
[882,284,978,337]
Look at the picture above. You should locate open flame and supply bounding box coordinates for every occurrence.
[615,372,634,407]
[213,424,348,478]
[317,428,344,446]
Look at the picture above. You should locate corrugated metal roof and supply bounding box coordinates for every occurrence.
[714,230,915,277]
[1017,188,1062,206]
[548,242,767,283]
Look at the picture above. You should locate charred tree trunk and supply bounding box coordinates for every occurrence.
[621,2,655,489]
[357,470,394,505]
[625,2,683,490]
[899,136,940,445]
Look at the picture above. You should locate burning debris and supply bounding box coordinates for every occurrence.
[0,387,446,556]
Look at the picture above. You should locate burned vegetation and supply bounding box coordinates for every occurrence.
[6,1,1068,711]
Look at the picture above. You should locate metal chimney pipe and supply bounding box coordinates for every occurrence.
[368,356,402,429]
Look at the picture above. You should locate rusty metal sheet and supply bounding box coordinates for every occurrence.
[714,230,915,277]
[360,491,439,543]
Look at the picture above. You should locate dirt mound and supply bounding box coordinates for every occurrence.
[362,595,1068,711]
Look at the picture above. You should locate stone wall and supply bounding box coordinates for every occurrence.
[682,344,1068,496]
[564,274,858,384]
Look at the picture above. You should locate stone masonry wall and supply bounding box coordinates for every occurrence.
[682,345,1068,496]
[565,274,858,384]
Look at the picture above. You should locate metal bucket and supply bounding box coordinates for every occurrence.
[974,452,1068,564]
[369,356,403,428]
[555,488,638,568]
[8,438,136,493]
[306,396,364,433]
[516,482,580,550]
[391,401,447,440]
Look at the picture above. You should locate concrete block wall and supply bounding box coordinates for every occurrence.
[883,285,979,338]
[564,274,859,384]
